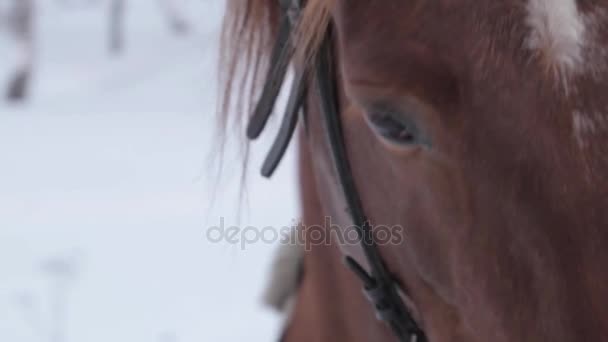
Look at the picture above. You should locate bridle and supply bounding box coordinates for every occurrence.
[246,1,427,341]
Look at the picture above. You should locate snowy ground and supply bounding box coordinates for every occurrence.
[0,1,298,341]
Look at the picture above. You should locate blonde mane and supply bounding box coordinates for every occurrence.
[217,0,334,136]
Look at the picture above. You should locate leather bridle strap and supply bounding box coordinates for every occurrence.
[246,1,427,341]
[314,28,426,342]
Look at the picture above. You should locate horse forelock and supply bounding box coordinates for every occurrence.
[217,0,335,137]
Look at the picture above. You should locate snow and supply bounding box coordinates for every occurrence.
[0,1,299,341]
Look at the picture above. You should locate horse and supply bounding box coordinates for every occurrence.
[218,0,608,341]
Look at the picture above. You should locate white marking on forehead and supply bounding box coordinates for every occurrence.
[573,111,596,148]
[572,110,608,148]
[526,0,586,77]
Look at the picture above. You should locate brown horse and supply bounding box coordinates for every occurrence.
[219,0,608,341]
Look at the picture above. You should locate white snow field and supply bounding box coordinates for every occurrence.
[0,1,298,341]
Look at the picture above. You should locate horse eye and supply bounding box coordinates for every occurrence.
[367,111,421,146]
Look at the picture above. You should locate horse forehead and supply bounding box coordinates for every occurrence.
[338,0,591,65]
[335,1,608,147]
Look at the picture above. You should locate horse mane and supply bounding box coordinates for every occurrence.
[217,0,334,137]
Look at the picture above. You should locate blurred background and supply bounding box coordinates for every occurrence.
[0,1,299,341]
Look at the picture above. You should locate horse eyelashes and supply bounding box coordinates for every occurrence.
[367,110,424,147]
